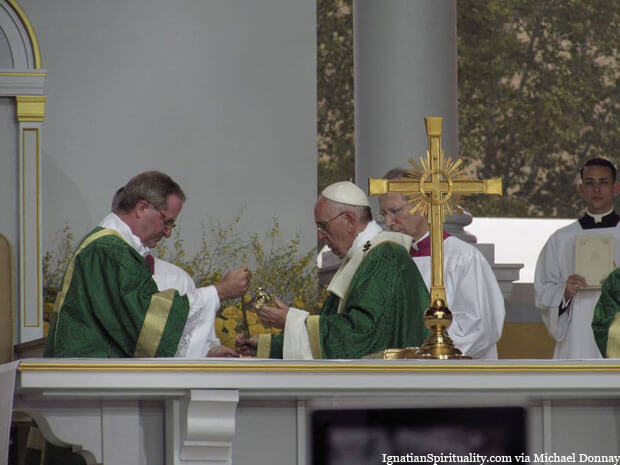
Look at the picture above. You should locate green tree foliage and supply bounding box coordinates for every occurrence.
[317,0,355,193]
[42,223,74,302]
[155,214,323,312]
[458,0,619,217]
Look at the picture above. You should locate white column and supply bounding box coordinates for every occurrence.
[16,96,46,342]
[354,0,458,182]
[353,0,476,240]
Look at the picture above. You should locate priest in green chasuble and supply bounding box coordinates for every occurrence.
[236,181,429,359]
[44,171,249,358]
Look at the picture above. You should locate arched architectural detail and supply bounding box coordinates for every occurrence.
[0,0,40,69]
[0,0,47,345]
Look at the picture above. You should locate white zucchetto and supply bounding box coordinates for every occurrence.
[321,181,370,207]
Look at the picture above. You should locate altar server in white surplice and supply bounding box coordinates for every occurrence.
[377,168,505,359]
[535,157,620,359]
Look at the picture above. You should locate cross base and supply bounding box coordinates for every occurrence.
[413,303,472,360]
[362,347,420,359]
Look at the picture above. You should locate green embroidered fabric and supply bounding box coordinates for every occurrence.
[270,241,429,358]
[592,267,620,357]
[44,227,189,358]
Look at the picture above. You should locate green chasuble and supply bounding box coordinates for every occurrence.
[265,241,429,359]
[592,267,620,357]
[44,227,190,358]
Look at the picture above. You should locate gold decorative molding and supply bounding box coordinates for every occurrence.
[16,360,620,373]
[6,0,42,68]
[0,72,47,77]
[16,96,46,122]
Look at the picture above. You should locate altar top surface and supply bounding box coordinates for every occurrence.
[15,357,620,372]
[12,358,620,398]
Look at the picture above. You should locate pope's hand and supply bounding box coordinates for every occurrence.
[564,274,588,300]
[257,296,289,329]
[215,265,250,300]
[206,345,239,358]
[235,334,258,356]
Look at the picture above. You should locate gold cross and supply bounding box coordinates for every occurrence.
[369,117,502,308]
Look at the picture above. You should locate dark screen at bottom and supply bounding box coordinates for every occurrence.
[312,407,526,465]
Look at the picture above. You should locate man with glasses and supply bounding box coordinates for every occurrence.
[236,180,429,359]
[377,168,505,359]
[537,157,620,359]
[45,170,249,358]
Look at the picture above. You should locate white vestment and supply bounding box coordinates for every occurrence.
[412,235,505,359]
[99,213,221,357]
[535,220,620,359]
[152,258,222,357]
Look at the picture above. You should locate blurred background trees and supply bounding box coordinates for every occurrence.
[317,0,355,193]
[317,0,619,218]
[458,0,619,217]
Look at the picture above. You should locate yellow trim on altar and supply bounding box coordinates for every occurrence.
[0,72,47,77]
[17,360,620,373]
[135,289,176,357]
[257,334,272,358]
[606,313,620,357]
[7,0,42,68]
[16,96,46,122]
[306,315,321,358]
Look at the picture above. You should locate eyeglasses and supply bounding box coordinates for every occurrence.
[376,204,409,222]
[150,204,176,231]
[316,211,347,235]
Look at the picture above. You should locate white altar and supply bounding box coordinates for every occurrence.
[4,359,620,465]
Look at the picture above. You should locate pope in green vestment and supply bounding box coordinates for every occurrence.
[592,267,620,357]
[259,236,429,359]
[243,180,430,360]
[44,227,190,358]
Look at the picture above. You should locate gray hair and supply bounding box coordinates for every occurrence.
[383,167,410,180]
[327,199,373,224]
[112,171,186,213]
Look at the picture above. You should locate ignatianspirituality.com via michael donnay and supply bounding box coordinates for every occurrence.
[380,452,620,465]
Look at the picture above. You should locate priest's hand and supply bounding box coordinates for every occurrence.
[257,296,289,329]
[235,334,258,356]
[564,274,588,300]
[207,345,240,358]
[215,265,250,300]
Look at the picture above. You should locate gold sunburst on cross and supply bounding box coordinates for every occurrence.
[401,154,468,224]
[368,116,502,359]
